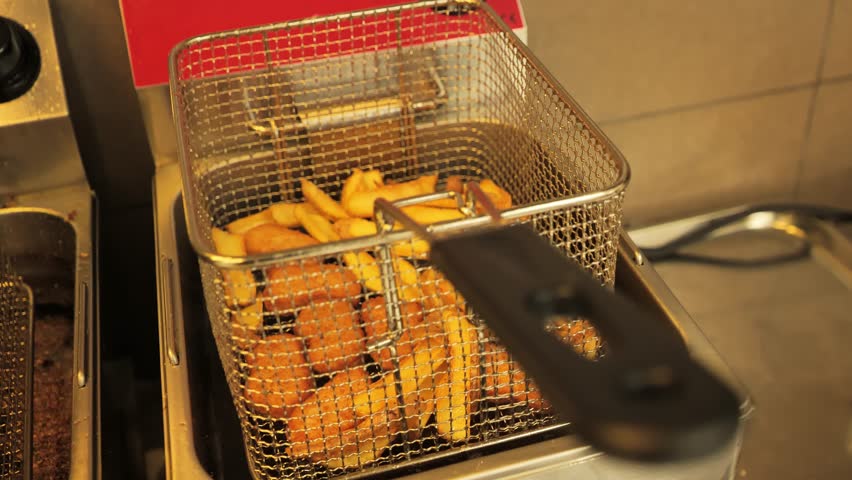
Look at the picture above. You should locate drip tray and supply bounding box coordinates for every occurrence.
[154,164,750,480]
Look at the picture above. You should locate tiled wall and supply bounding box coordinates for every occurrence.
[525,0,852,226]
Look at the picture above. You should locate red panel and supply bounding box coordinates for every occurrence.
[119,0,524,88]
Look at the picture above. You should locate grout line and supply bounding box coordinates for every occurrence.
[821,72,852,85]
[598,82,817,126]
[792,0,837,200]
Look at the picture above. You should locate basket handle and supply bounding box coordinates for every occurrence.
[373,188,740,463]
[430,223,740,462]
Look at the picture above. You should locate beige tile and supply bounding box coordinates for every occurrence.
[799,80,852,208]
[823,0,852,78]
[525,0,830,122]
[601,88,812,226]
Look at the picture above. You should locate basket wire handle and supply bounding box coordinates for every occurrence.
[373,184,740,463]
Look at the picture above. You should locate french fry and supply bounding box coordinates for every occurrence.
[226,208,274,234]
[231,301,263,351]
[268,202,301,227]
[342,175,438,218]
[301,178,350,220]
[479,179,512,211]
[394,256,422,302]
[334,218,430,258]
[402,205,464,224]
[362,170,384,190]
[211,228,256,307]
[341,168,365,205]
[333,218,376,239]
[435,308,478,442]
[342,252,383,293]
[297,206,340,243]
[423,175,463,208]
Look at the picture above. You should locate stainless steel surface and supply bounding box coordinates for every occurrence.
[0,261,33,480]
[0,0,87,197]
[169,2,629,478]
[0,185,100,480]
[154,161,748,479]
[630,212,852,480]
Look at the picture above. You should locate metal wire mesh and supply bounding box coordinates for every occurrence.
[171,1,628,478]
[0,258,33,480]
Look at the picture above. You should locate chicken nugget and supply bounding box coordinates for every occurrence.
[243,333,315,418]
[263,262,360,313]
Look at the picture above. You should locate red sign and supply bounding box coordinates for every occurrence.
[119,0,524,88]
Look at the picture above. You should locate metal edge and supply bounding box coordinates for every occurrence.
[6,185,101,479]
[616,231,754,421]
[154,163,216,480]
[166,0,630,269]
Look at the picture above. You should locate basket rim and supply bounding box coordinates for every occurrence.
[166,0,631,270]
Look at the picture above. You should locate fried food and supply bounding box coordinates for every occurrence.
[342,175,437,218]
[301,178,350,220]
[341,252,383,293]
[286,367,371,459]
[210,228,256,307]
[478,179,512,211]
[361,170,384,191]
[419,267,461,311]
[295,300,366,375]
[401,205,464,224]
[334,218,430,258]
[263,262,360,313]
[341,169,365,205]
[243,333,315,418]
[361,296,438,371]
[435,308,478,442]
[244,224,319,254]
[226,208,274,234]
[481,341,547,410]
[551,318,601,360]
[269,203,306,228]
[231,301,264,351]
[297,205,340,243]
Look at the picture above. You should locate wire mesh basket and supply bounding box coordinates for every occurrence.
[0,257,33,480]
[170,1,629,478]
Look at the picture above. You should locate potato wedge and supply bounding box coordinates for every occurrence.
[269,202,300,227]
[297,206,340,243]
[343,175,437,218]
[402,205,464,224]
[423,175,463,208]
[211,228,256,307]
[334,218,429,258]
[244,224,318,254]
[302,178,349,220]
[231,301,263,352]
[435,308,478,442]
[342,252,383,293]
[226,208,274,234]
[478,179,512,211]
[341,169,365,205]
[362,170,384,190]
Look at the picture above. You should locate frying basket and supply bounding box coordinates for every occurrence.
[0,257,33,480]
[169,1,629,478]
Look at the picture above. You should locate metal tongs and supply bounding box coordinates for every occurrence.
[373,183,740,463]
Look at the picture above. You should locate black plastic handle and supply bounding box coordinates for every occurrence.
[430,224,740,462]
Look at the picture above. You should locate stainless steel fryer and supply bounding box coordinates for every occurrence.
[154,162,751,479]
[163,1,750,478]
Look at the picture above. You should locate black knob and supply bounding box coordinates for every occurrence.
[0,17,40,103]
